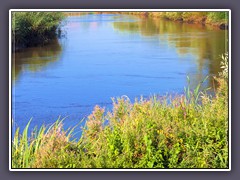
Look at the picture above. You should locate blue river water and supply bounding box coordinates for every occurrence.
[12,14,228,137]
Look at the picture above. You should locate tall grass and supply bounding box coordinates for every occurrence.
[12,118,75,168]
[12,54,229,168]
[12,12,65,49]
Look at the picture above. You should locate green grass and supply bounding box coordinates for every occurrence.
[12,54,229,168]
[12,12,65,49]
[109,12,228,27]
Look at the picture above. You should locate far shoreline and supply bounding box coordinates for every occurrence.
[68,12,229,30]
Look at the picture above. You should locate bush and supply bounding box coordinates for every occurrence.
[206,12,228,23]
[12,12,65,48]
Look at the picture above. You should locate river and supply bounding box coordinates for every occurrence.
[12,14,228,136]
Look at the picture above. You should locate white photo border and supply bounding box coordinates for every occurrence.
[9,9,231,171]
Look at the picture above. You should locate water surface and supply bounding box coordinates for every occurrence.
[12,14,228,135]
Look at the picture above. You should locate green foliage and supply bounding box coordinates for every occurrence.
[12,118,77,168]
[206,12,228,23]
[184,76,210,105]
[156,12,228,24]
[117,12,228,26]
[164,12,184,21]
[12,12,65,48]
[12,54,229,169]
[219,53,228,79]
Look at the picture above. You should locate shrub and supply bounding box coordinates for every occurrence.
[12,12,65,48]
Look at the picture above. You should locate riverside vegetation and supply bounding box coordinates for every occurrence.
[11,12,65,50]
[102,12,229,29]
[12,53,229,168]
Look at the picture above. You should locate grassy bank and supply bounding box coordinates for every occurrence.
[101,12,228,29]
[12,12,65,50]
[12,54,229,169]
[151,12,228,29]
[64,11,228,29]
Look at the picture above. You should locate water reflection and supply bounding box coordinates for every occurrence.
[12,39,63,82]
[113,17,228,89]
[12,14,228,137]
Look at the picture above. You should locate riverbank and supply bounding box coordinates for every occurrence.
[12,12,65,51]
[84,11,229,30]
[149,12,229,30]
[12,54,228,169]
